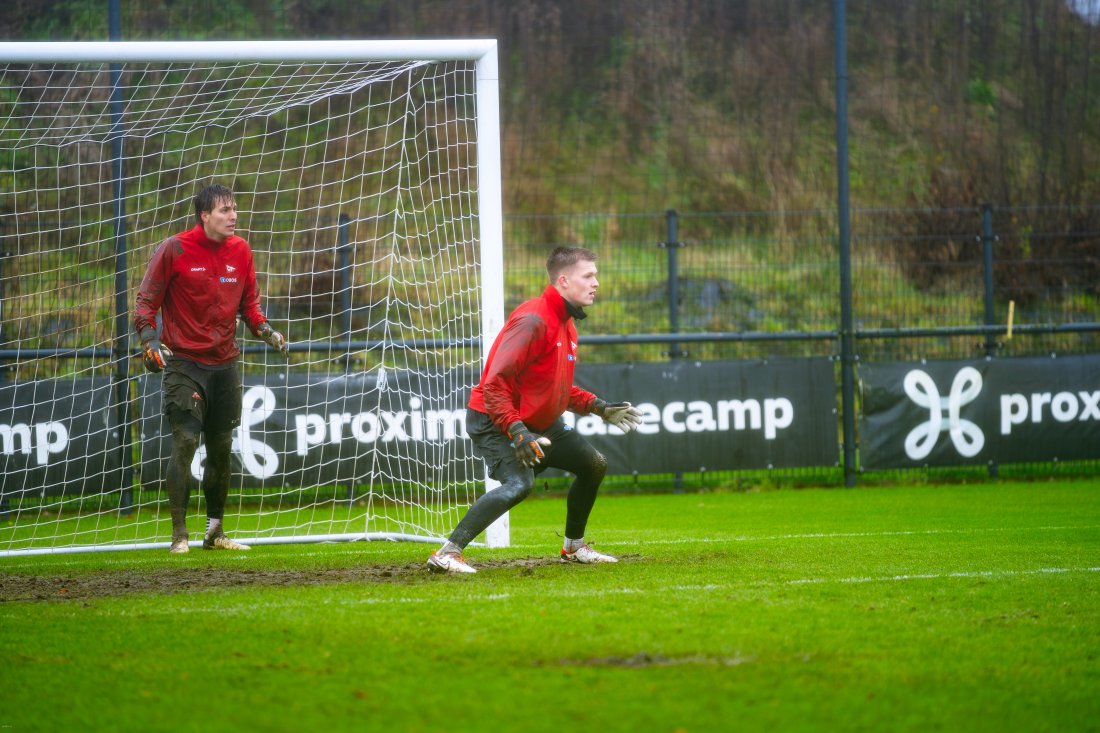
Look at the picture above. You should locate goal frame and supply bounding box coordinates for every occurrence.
[0,40,508,555]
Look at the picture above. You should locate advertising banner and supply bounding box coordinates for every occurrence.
[0,378,123,498]
[860,355,1100,468]
[136,369,481,490]
[135,358,839,487]
[10,354,1095,498]
[571,359,839,473]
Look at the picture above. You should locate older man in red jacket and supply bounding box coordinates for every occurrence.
[134,184,287,554]
[428,246,642,574]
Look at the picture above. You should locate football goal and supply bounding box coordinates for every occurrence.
[0,40,506,556]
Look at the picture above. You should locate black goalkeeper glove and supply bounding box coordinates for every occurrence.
[592,398,643,434]
[141,338,173,373]
[506,421,552,468]
[257,322,289,356]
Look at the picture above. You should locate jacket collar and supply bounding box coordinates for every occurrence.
[542,284,586,321]
[190,224,231,248]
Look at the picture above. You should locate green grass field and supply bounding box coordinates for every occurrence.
[2,480,1099,732]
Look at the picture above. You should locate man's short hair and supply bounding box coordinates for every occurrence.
[194,184,235,223]
[546,246,597,280]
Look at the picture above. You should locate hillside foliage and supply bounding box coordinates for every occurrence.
[3,0,1099,213]
[0,0,1097,361]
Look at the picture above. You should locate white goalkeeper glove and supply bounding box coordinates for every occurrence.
[257,322,289,356]
[593,399,643,434]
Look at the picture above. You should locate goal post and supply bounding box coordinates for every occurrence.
[0,40,507,556]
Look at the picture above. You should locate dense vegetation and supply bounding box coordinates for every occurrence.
[5,0,1099,213]
[1,1,1097,365]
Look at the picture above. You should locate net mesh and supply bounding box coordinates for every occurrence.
[0,54,488,554]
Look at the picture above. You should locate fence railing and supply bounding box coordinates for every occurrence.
[4,204,1096,362]
[501,205,1100,362]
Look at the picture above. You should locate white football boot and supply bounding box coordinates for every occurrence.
[427,551,477,574]
[560,544,618,564]
[203,534,251,550]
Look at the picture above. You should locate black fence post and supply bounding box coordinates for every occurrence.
[662,209,686,361]
[981,203,997,357]
[981,203,999,479]
[0,231,8,519]
[338,213,352,374]
[834,0,857,487]
[660,209,685,492]
[0,228,9,383]
[337,213,354,504]
[109,0,134,515]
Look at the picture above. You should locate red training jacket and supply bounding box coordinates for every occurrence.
[468,284,597,433]
[133,225,268,365]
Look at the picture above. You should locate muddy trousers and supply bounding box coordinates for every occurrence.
[448,430,608,549]
[166,410,234,539]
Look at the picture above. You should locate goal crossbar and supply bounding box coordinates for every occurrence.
[0,40,499,69]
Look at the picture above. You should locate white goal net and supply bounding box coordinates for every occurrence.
[0,40,506,556]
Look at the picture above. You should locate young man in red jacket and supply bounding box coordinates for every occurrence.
[428,246,642,574]
[134,184,288,554]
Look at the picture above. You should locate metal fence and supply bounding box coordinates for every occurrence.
[496,204,1100,489]
[502,205,1100,364]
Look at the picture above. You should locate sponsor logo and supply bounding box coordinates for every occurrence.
[181,380,801,480]
[0,421,69,465]
[219,277,238,283]
[1000,389,1100,434]
[898,365,1100,460]
[902,367,984,460]
[294,396,467,457]
[566,397,795,439]
[190,267,206,272]
[193,388,468,480]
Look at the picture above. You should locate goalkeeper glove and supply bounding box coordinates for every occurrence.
[507,421,552,468]
[258,322,289,356]
[141,338,173,373]
[593,398,643,434]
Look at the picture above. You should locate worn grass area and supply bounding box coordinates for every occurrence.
[2,480,1099,732]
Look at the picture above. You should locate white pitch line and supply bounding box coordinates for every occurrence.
[8,566,1097,619]
[783,566,1100,586]
[509,524,1100,549]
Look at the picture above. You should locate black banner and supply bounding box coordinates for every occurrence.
[0,358,838,499]
[571,359,839,472]
[11,355,1096,498]
[136,369,481,490]
[134,358,838,487]
[0,378,123,499]
[860,355,1100,468]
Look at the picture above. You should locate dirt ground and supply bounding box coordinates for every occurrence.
[0,555,637,603]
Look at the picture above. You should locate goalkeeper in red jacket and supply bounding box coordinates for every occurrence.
[134,184,288,554]
[428,246,642,574]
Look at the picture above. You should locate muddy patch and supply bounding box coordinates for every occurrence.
[556,652,753,668]
[0,554,638,603]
